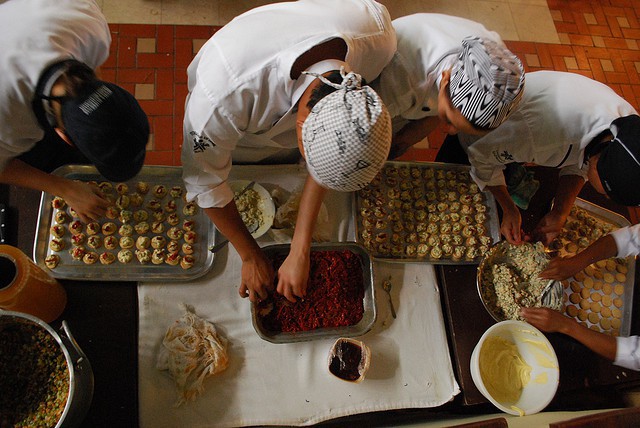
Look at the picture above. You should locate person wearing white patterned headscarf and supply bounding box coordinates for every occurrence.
[182,0,396,303]
[371,13,525,159]
[301,68,391,192]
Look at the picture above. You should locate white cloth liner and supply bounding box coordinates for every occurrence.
[138,165,460,427]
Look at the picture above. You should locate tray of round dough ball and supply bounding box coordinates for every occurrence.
[354,161,500,264]
[33,165,216,281]
[549,198,635,337]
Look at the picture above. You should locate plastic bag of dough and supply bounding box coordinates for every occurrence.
[272,187,330,241]
[156,305,229,406]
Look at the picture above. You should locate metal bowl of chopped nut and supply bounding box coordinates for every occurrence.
[477,241,561,322]
[0,311,93,428]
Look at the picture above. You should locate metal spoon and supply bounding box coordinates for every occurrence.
[540,279,563,310]
[382,277,397,319]
[235,180,256,198]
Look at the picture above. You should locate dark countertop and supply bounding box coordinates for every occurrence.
[2,166,639,428]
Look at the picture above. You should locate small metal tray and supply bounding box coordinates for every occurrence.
[251,242,376,343]
[354,161,500,264]
[554,198,635,337]
[34,165,215,282]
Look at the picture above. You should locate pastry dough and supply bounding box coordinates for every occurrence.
[157,306,229,406]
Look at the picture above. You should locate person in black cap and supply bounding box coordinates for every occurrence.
[444,71,640,245]
[0,0,149,222]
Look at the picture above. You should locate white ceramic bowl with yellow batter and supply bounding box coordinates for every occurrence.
[470,320,559,416]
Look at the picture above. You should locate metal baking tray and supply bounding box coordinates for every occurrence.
[251,242,376,343]
[33,165,215,281]
[354,161,500,264]
[555,198,635,337]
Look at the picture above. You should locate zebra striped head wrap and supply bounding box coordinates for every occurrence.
[449,36,525,130]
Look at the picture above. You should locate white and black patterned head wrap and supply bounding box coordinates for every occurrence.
[449,37,525,130]
[301,68,391,192]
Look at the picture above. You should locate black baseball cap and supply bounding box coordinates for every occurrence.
[61,80,149,182]
[597,114,640,206]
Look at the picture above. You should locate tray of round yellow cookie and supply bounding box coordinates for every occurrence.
[549,198,635,337]
[34,165,216,281]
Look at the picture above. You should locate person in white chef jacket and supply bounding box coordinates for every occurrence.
[371,13,526,159]
[447,71,640,245]
[0,0,150,222]
[181,0,396,303]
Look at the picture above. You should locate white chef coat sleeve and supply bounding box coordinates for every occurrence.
[464,149,505,191]
[610,224,640,259]
[79,0,112,68]
[615,336,640,371]
[181,87,242,210]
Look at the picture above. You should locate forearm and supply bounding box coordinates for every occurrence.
[289,176,327,254]
[571,235,618,267]
[205,202,260,260]
[389,117,439,159]
[0,158,69,195]
[562,317,617,361]
[487,184,518,215]
[550,174,585,218]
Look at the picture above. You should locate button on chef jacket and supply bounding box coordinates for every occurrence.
[457,71,638,190]
[181,0,396,209]
[371,13,506,122]
[0,0,111,173]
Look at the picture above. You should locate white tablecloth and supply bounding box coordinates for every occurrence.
[138,165,460,427]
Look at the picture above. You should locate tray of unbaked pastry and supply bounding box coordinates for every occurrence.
[354,161,500,264]
[33,165,216,281]
[550,199,635,337]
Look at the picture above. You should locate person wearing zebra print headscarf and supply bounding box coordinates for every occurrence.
[371,13,525,160]
[452,71,639,246]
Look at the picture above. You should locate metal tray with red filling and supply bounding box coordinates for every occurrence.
[251,242,376,343]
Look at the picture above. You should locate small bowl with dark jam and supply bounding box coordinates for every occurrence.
[327,338,371,383]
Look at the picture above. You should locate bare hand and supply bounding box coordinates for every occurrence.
[531,211,566,246]
[539,255,584,281]
[276,251,310,303]
[520,307,570,333]
[500,206,524,244]
[61,180,110,222]
[239,250,275,302]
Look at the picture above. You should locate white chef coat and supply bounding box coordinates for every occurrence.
[459,71,638,189]
[0,0,111,173]
[608,223,640,370]
[181,0,396,209]
[371,13,505,121]
[615,335,640,370]
[611,224,640,259]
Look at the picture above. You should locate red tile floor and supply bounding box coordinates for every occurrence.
[100,0,640,221]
